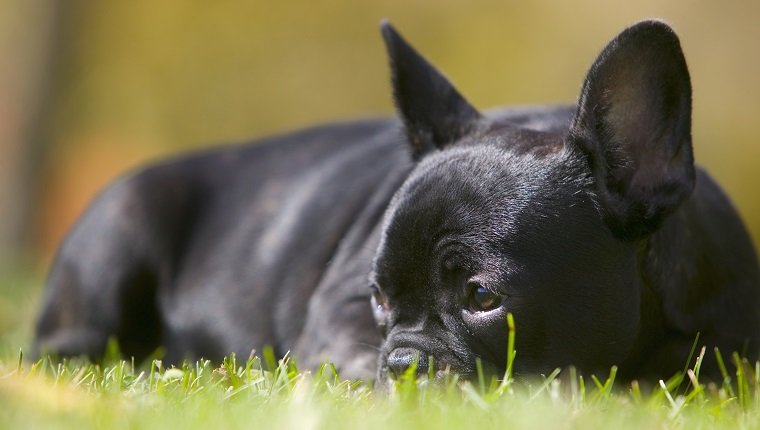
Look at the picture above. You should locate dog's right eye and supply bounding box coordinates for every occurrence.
[370,286,389,315]
[370,286,390,337]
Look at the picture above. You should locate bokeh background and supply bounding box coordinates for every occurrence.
[0,1,758,333]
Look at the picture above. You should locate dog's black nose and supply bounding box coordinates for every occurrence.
[387,347,429,378]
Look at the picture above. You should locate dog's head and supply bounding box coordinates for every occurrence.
[371,20,694,382]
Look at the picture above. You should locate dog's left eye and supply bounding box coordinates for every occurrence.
[467,282,502,312]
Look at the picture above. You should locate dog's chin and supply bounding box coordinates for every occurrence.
[374,360,503,390]
[374,368,457,392]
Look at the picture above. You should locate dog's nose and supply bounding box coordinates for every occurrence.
[387,347,429,378]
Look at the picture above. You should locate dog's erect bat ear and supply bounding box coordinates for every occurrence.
[380,21,482,159]
[568,20,695,240]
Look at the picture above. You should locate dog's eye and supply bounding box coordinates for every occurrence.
[370,286,389,314]
[370,285,389,336]
[467,282,502,312]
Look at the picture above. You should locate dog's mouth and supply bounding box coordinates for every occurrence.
[376,341,502,385]
[375,360,503,390]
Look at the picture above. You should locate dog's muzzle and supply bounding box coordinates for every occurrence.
[386,347,429,378]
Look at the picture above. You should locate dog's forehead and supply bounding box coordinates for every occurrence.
[395,143,572,221]
[374,143,585,276]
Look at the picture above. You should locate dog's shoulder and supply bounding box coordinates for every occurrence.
[644,167,760,358]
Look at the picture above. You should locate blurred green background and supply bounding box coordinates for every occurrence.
[1,0,759,278]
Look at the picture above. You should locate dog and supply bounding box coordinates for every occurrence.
[34,20,760,382]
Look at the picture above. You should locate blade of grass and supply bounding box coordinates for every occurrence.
[714,347,735,398]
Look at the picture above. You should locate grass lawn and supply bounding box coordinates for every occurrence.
[2,275,760,429]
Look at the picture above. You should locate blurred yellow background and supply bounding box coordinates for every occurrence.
[1,0,759,271]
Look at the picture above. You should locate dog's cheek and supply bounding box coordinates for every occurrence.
[375,350,390,382]
[460,298,557,375]
[460,307,511,365]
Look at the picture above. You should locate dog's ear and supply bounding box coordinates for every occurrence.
[569,20,695,240]
[381,21,482,159]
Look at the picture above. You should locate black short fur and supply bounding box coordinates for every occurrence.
[35,20,760,382]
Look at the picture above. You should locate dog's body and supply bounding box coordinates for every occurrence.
[35,21,759,382]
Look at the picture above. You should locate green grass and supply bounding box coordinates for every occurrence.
[2,276,760,429]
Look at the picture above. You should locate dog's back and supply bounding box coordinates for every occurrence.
[34,119,409,365]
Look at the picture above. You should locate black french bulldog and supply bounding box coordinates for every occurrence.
[34,20,759,382]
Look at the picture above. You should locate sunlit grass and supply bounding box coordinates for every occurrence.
[2,345,760,430]
[2,324,760,428]
[2,278,760,429]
